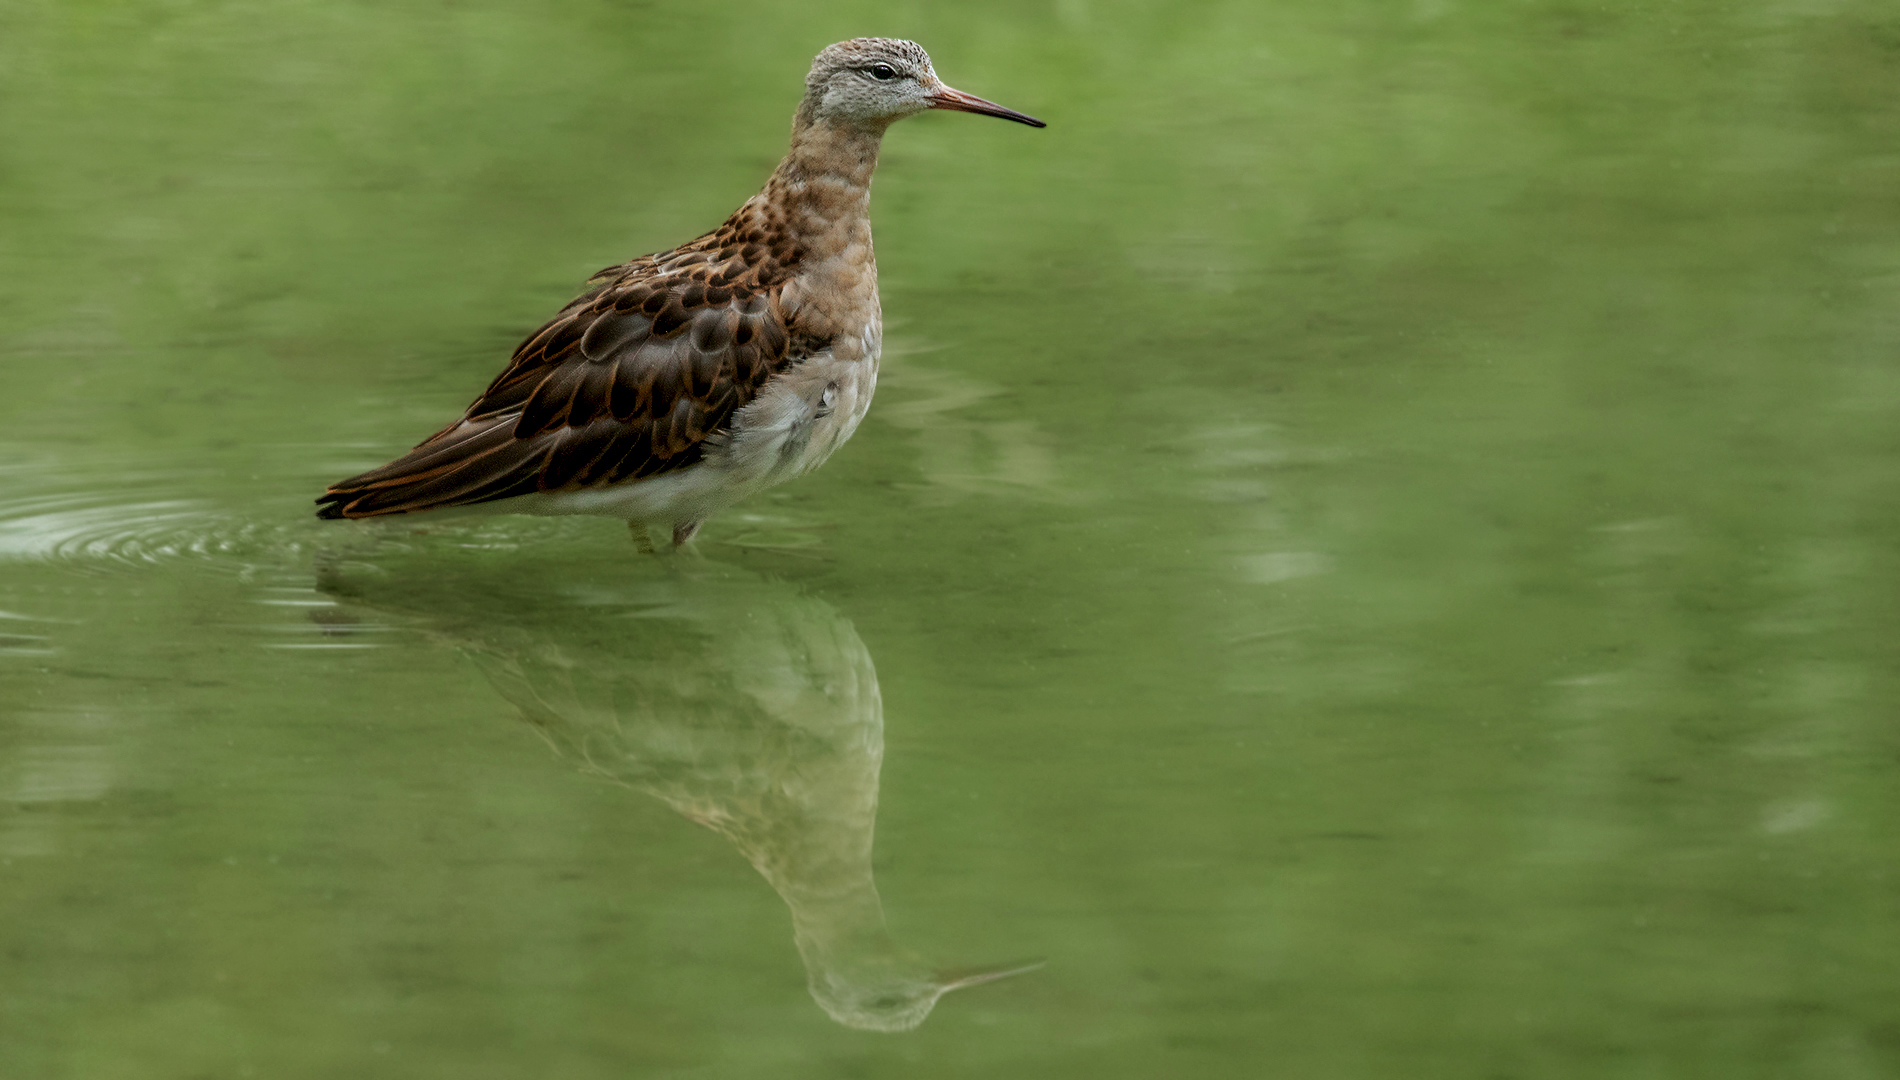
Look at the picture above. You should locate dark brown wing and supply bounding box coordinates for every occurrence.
[315,226,805,519]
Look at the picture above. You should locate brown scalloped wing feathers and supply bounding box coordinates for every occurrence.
[315,219,804,519]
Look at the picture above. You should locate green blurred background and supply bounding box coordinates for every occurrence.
[1,0,1897,1076]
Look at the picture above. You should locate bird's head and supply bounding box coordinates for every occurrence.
[802,37,1045,130]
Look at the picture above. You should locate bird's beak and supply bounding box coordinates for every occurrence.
[934,958,1048,993]
[928,85,1047,128]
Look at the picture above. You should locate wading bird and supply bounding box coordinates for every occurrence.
[316,38,1043,547]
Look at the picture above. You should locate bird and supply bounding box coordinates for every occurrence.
[315,38,1044,547]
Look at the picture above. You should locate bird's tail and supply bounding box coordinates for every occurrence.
[314,416,543,519]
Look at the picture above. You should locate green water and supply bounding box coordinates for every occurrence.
[3,0,1898,1075]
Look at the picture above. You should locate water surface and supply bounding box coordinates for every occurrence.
[3,1,1898,1076]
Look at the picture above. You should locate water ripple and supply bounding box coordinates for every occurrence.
[0,490,314,576]
[0,452,626,579]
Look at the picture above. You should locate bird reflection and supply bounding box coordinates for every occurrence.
[318,555,1033,1031]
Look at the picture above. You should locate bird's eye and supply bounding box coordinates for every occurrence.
[866,63,899,82]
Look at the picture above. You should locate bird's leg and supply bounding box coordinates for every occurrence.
[628,521,657,555]
[672,520,703,548]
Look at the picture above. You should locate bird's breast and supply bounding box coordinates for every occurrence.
[779,213,879,350]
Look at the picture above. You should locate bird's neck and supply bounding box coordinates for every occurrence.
[760,116,888,260]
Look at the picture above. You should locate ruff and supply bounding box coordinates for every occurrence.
[315,38,1042,545]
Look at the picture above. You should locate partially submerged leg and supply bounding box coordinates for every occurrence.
[671,519,702,547]
[628,520,657,554]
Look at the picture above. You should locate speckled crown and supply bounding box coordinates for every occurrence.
[805,38,934,91]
